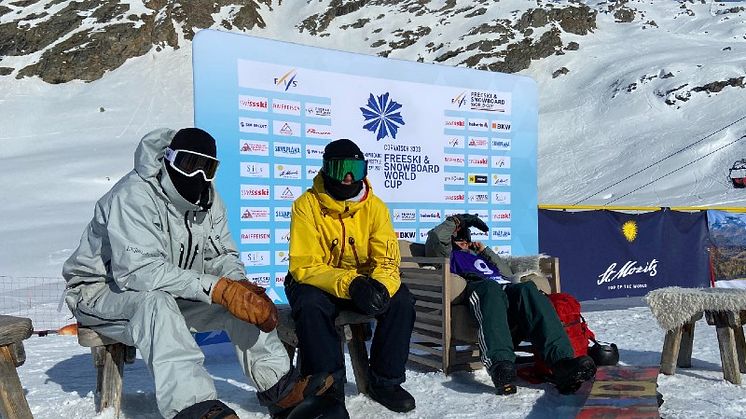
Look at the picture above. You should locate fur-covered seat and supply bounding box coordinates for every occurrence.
[646,286,746,384]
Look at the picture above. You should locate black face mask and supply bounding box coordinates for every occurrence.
[166,163,209,207]
[322,172,363,201]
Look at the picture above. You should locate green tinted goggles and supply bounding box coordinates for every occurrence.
[322,158,368,182]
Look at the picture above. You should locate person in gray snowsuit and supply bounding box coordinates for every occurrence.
[63,128,334,419]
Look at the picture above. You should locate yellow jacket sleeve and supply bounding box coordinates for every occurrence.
[367,197,401,297]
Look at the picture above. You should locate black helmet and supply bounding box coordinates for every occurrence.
[589,341,619,366]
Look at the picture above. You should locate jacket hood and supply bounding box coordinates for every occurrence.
[134,128,177,180]
[311,173,371,216]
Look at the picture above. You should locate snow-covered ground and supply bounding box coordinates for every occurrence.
[14,302,746,418]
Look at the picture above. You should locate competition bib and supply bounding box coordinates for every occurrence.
[450,251,509,284]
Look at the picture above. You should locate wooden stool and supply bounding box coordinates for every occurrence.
[0,315,33,419]
[660,310,746,384]
[77,326,136,418]
[275,305,373,394]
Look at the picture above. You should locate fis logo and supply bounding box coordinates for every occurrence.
[451,91,467,108]
[274,69,298,91]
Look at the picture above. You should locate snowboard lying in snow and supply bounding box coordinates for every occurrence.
[574,366,661,419]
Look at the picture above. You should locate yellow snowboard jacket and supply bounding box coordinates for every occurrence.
[289,174,401,299]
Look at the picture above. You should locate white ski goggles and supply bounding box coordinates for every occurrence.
[164,147,220,181]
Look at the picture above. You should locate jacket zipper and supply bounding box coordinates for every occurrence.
[348,237,360,266]
[209,236,221,255]
[183,212,193,269]
[327,239,338,265]
[178,243,185,267]
[337,216,346,268]
[188,245,199,269]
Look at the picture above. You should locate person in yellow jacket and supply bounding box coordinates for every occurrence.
[287,138,416,415]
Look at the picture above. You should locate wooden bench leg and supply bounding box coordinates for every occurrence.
[0,344,33,419]
[735,324,746,374]
[677,320,696,368]
[706,311,742,385]
[660,325,683,375]
[347,324,369,394]
[93,343,125,417]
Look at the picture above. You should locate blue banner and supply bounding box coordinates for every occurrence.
[539,210,710,300]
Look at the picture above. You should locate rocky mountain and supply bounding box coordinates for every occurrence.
[2,0,746,209]
[1,0,617,83]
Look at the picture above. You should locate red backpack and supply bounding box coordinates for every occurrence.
[547,292,595,357]
[520,292,596,382]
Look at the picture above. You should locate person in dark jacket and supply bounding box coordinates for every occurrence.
[286,139,417,415]
[63,128,331,419]
[425,214,596,395]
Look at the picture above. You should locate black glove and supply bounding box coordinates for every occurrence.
[456,213,489,232]
[348,276,391,316]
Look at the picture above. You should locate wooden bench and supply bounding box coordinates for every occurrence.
[77,307,374,417]
[275,305,373,394]
[398,240,561,374]
[0,315,34,419]
[77,326,136,418]
[647,287,746,385]
[660,310,746,384]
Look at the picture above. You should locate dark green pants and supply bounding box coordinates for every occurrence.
[466,280,574,368]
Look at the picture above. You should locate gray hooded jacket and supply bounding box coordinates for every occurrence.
[62,128,245,305]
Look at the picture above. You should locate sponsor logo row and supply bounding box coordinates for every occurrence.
[242,206,510,224]
[243,271,287,288]
[240,139,326,160]
[395,227,514,245]
[240,139,512,170]
[239,95,331,119]
[240,241,512,276]
[443,191,511,205]
[393,209,511,223]
[444,136,511,151]
[443,154,511,169]
[241,250,289,268]
[243,68,511,116]
[239,117,332,139]
[241,162,318,180]
[445,173,510,187]
[240,184,510,205]
[444,117,512,134]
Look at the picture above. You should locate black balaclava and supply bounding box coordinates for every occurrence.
[322,138,365,201]
[165,128,217,207]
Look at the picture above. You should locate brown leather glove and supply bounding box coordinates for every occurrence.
[212,278,278,332]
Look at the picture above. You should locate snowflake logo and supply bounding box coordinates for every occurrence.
[359,92,405,141]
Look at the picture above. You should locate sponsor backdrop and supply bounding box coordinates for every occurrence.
[193,30,539,303]
[539,209,710,300]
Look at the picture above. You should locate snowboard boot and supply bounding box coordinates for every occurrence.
[488,361,517,395]
[550,355,597,394]
[367,383,416,413]
[285,393,350,419]
[257,368,339,419]
[173,399,238,419]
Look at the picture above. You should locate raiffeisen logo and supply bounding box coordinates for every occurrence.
[451,91,467,108]
[274,69,298,91]
[360,92,405,141]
